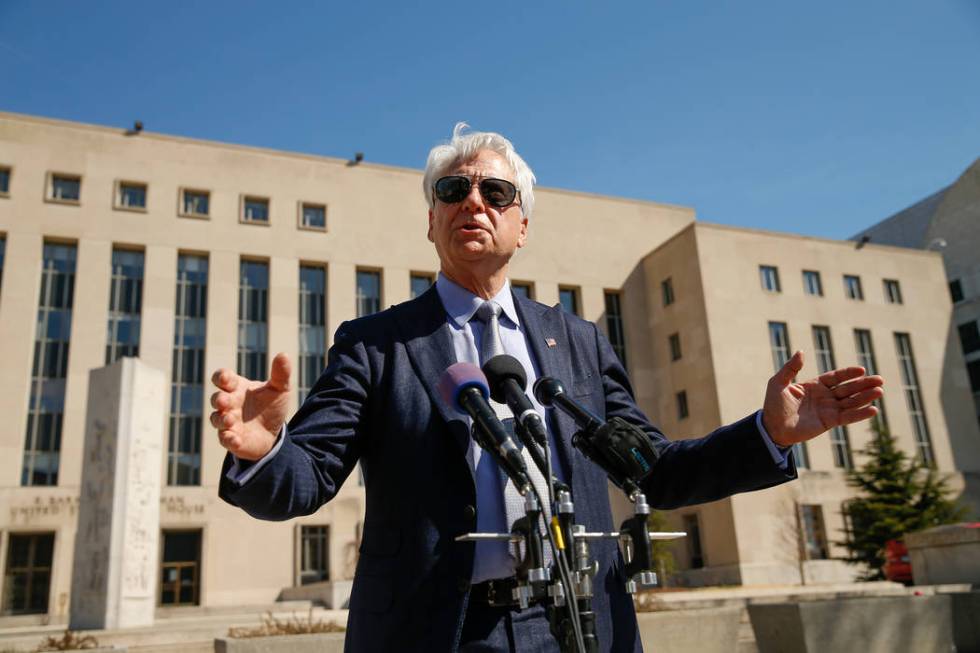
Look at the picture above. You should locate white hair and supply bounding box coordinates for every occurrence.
[422,122,537,219]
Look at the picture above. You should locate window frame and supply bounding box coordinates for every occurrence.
[511,280,535,300]
[843,274,864,301]
[355,268,383,318]
[802,270,823,296]
[949,279,964,304]
[759,265,781,293]
[409,272,435,299]
[883,279,903,305]
[676,390,689,420]
[113,179,149,213]
[297,201,328,232]
[661,277,674,306]
[240,194,271,226]
[45,172,82,206]
[0,165,12,198]
[669,332,682,362]
[558,285,581,317]
[178,187,211,219]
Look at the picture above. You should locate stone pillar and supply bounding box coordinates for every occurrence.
[70,358,165,630]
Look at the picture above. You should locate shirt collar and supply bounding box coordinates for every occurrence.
[435,272,520,329]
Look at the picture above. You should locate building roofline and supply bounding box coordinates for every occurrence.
[0,110,695,215]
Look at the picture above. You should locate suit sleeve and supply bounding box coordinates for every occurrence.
[218,321,371,520]
[593,323,796,509]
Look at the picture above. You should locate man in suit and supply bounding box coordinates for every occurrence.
[212,124,884,652]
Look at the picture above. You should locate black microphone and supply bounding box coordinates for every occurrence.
[533,375,659,495]
[482,355,548,449]
[438,362,532,495]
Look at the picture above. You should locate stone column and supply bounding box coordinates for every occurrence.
[70,358,165,630]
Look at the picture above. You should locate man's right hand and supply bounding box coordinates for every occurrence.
[210,352,292,461]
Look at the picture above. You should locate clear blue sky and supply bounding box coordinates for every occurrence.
[2,1,978,239]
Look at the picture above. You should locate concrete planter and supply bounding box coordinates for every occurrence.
[636,607,741,653]
[748,595,951,653]
[906,523,980,585]
[215,633,345,653]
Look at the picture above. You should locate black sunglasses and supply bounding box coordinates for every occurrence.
[433,176,521,209]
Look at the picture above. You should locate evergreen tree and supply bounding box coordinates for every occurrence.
[840,426,967,580]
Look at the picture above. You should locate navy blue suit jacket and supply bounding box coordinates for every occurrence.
[220,287,795,652]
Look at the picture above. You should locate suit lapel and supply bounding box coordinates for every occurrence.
[513,294,577,483]
[394,288,473,464]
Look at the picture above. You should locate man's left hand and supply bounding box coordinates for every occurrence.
[762,351,884,447]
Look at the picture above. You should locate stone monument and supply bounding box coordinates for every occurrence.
[70,358,165,630]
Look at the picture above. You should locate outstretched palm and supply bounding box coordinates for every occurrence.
[211,353,292,461]
[762,351,883,447]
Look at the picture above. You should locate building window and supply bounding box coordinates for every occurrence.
[958,321,980,355]
[105,249,144,363]
[115,181,147,211]
[558,286,580,316]
[802,270,823,296]
[661,278,674,306]
[160,530,201,606]
[843,275,863,300]
[410,273,434,299]
[682,514,704,568]
[799,505,829,560]
[676,391,689,420]
[759,265,781,292]
[604,291,627,370]
[2,533,54,615]
[0,236,5,296]
[884,279,903,304]
[968,360,980,394]
[511,281,533,300]
[299,265,327,404]
[356,269,381,317]
[854,329,888,431]
[769,321,808,467]
[0,166,11,196]
[238,260,269,379]
[241,195,270,224]
[299,202,327,231]
[669,333,682,362]
[23,243,76,486]
[299,526,329,585]
[895,333,934,465]
[812,326,852,469]
[169,254,208,486]
[949,279,964,304]
[179,188,210,218]
[48,173,81,203]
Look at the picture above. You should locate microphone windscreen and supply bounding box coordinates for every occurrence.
[532,376,565,406]
[438,362,490,411]
[482,354,528,403]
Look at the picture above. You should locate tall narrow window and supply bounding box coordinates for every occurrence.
[511,281,533,299]
[299,265,327,404]
[676,391,689,420]
[299,526,329,585]
[0,236,5,296]
[661,278,674,306]
[802,270,823,296]
[604,291,627,370]
[669,333,682,361]
[169,254,208,486]
[682,514,704,568]
[854,329,887,431]
[844,275,864,300]
[2,533,54,615]
[105,249,144,363]
[957,321,980,355]
[559,287,580,316]
[968,360,980,394]
[356,270,381,317]
[23,243,76,486]
[238,260,269,379]
[0,166,11,196]
[769,322,808,467]
[160,530,201,606]
[759,265,781,292]
[949,280,964,303]
[410,273,434,299]
[799,505,829,560]
[895,333,934,465]
[884,279,903,304]
[812,326,852,469]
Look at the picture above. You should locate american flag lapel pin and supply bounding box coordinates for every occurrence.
[545,337,557,348]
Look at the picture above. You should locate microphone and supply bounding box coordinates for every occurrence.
[533,375,659,496]
[482,355,548,448]
[437,363,532,495]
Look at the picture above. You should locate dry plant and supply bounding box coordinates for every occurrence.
[35,631,100,651]
[228,608,345,639]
